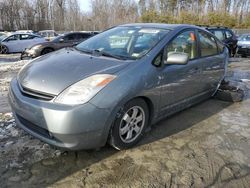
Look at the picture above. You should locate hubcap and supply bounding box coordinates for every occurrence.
[119,106,145,143]
[0,45,7,54]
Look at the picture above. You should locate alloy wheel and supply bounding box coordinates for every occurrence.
[0,45,8,54]
[119,106,145,143]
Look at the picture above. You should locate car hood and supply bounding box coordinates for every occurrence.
[28,41,51,49]
[18,48,129,95]
[237,40,250,46]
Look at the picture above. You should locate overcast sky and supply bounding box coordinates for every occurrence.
[79,0,92,12]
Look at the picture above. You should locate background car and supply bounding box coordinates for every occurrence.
[38,30,58,41]
[0,33,45,54]
[199,25,238,57]
[21,31,97,59]
[0,32,7,41]
[15,30,34,34]
[9,24,228,150]
[0,32,7,37]
[236,34,250,57]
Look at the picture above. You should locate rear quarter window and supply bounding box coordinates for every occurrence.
[198,31,218,57]
[212,30,225,41]
[225,30,233,39]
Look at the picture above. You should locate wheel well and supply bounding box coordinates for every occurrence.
[42,47,54,53]
[106,96,155,146]
[134,96,154,125]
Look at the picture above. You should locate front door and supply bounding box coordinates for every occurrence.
[3,34,21,52]
[159,30,204,114]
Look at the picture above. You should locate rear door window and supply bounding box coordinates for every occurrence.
[20,34,30,40]
[77,33,92,40]
[198,31,218,57]
[64,34,76,41]
[212,30,225,41]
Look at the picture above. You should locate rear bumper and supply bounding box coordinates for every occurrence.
[8,78,112,150]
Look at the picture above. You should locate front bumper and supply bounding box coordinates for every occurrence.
[21,48,40,59]
[8,78,111,150]
[237,46,250,56]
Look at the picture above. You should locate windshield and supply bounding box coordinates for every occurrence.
[51,35,64,42]
[76,26,169,60]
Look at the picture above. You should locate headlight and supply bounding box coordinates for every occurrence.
[54,74,116,105]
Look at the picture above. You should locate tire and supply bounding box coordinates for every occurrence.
[109,98,149,150]
[41,48,54,55]
[242,54,247,58]
[214,80,245,102]
[0,45,9,54]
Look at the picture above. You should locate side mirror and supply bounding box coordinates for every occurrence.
[165,52,189,65]
[59,38,64,43]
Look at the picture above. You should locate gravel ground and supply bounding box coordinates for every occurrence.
[0,55,250,188]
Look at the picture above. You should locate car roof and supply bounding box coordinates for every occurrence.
[39,30,55,32]
[11,32,36,35]
[119,23,199,30]
[63,32,93,35]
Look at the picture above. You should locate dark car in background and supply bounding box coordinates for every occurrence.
[9,24,228,150]
[236,34,250,57]
[199,26,238,57]
[21,32,97,59]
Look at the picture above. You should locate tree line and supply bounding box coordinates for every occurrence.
[140,0,250,28]
[0,0,250,31]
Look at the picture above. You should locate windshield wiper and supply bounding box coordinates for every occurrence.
[74,46,92,54]
[92,49,128,60]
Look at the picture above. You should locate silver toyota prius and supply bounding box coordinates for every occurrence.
[8,24,228,150]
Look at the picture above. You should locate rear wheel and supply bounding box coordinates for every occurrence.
[41,48,54,55]
[0,45,8,54]
[109,98,149,150]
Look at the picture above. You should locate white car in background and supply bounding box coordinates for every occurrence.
[15,30,34,33]
[0,33,46,54]
[38,30,58,41]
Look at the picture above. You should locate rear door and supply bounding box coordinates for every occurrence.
[197,30,225,91]
[159,29,204,113]
[19,34,35,51]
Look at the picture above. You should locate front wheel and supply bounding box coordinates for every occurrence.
[41,48,54,55]
[0,45,8,54]
[109,98,149,150]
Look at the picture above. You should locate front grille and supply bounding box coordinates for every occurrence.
[18,83,55,101]
[16,114,53,140]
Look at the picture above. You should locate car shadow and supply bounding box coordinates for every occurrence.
[139,98,232,147]
[2,98,233,187]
